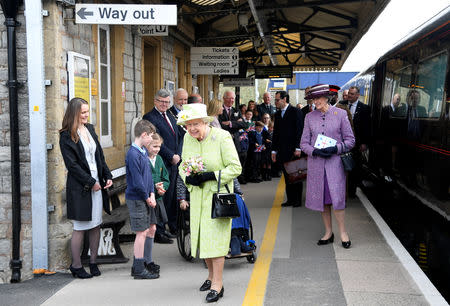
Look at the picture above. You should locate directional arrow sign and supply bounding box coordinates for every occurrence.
[191,47,239,75]
[75,4,177,25]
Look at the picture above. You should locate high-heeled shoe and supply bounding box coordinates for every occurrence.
[69,265,92,279]
[199,279,211,291]
[206,287,224,303]
[342,240,351,249]
[317,233,334,245]
[89,263,101,277]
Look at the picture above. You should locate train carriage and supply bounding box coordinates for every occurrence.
[341,7,450,298]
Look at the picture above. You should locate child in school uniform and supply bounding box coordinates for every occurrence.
[146,133,170,244]
[125,119,159,279]
[247,121,266,183]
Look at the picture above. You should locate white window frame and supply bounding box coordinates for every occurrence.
[98,25,113,147]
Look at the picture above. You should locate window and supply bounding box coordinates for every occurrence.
[414,52,447,118]
[390,64,413,118]
[98,25,112,147]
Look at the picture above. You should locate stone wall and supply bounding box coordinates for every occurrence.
[123,26,143,147]
[0,9,32,283]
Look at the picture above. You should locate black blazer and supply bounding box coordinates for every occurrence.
[59,124,112,221]
[143,108,183,168]
[218,106,246,152]
[341,100,371,146]
[272,105,304,163]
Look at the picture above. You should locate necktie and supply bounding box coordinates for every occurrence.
[309,105,313,112]
[162,112,175,135]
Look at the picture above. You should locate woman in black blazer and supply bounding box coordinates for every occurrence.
[59,98,113,278]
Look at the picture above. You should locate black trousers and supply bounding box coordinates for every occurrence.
[163,163,179,231]
[282,165,303,205]
[347,149,363,196]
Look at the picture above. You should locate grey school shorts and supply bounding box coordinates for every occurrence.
[126,199,157,232]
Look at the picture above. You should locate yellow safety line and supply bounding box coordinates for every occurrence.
[242,176,285,306]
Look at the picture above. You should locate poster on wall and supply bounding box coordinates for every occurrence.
[68,51,92,120]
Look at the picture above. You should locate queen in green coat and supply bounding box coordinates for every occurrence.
[177,104,241,303]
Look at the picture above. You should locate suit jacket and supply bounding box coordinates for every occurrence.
[272,105,304,163]
[168,105,186,140]
[341,100,371,146]
[301,104,313,121]
[59,124,112,221]
[218,106,246,152]
[143,108,183,168]
[257,103,276,117]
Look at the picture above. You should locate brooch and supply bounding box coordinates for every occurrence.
[334,112,337,115]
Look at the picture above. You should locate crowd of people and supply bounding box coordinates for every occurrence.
[59,82,370,302]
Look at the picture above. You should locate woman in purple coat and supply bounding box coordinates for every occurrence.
[300,84,355,248]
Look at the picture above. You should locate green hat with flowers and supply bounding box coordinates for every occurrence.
[176,103,214,125]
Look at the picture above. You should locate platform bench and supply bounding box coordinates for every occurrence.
[81,167,129,264]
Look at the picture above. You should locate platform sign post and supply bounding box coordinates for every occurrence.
[191,47,239,75]
[75,4,177,25]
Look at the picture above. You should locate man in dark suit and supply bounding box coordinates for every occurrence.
[143,89,183,243]
[271,90,304,207]
[340,86,371,197]
[218,90,247,183]
[257,92,276,117]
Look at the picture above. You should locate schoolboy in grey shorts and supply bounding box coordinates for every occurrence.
[125,119,159,279]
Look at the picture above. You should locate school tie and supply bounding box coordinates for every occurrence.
[162,112,175,135]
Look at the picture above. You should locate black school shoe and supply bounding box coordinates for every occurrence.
[131,262,160,276]
[154,233,173,244]
[133,269,159,280]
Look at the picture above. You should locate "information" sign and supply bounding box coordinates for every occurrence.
[75,4,177,25]
[191,47,239,75]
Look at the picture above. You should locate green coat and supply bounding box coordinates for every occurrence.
[149,154,170,199]
[180,127,242,258]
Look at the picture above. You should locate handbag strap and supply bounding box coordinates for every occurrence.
[217,170,230,193]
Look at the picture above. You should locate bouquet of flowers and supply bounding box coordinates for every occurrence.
[180,156,205,176]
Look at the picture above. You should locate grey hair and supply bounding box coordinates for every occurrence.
[175,88,187,96]
[155,88,171,99]
[223,90,235,99]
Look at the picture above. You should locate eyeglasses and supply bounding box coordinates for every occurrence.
[156,98,171,104]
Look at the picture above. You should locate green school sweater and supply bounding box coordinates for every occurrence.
[149,155,170,199]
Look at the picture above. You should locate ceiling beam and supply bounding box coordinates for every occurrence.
[180,0,374,17]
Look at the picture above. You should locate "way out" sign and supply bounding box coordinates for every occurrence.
[75,4,177,25]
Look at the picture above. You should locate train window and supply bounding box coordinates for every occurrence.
[390,64,413,118]
[414,52,448,119]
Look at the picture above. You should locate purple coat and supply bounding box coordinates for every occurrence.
[300,106,355,211]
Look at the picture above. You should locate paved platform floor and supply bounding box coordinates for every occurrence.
[1,178,445,305]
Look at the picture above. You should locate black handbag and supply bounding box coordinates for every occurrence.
[211,171,240,219]
[340,143,355,172]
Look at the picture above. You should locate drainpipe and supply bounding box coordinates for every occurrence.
[25,0,48,273]
[0,0,22,283]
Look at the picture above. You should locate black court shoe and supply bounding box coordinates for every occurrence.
[342,240,351,249]
[199,280,211,291]
[206,287,224,303]
[317,233,334,245]
[89,263,101,277]
[69,265,92,279]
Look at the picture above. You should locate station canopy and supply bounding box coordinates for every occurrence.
[175,0,390,72]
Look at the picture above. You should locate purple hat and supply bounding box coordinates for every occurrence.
[305,84,339,100]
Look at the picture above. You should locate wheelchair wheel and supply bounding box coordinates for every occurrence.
[176,209,193,261]
[246,250,257,263]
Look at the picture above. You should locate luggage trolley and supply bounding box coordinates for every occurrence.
[176,194,257,263]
